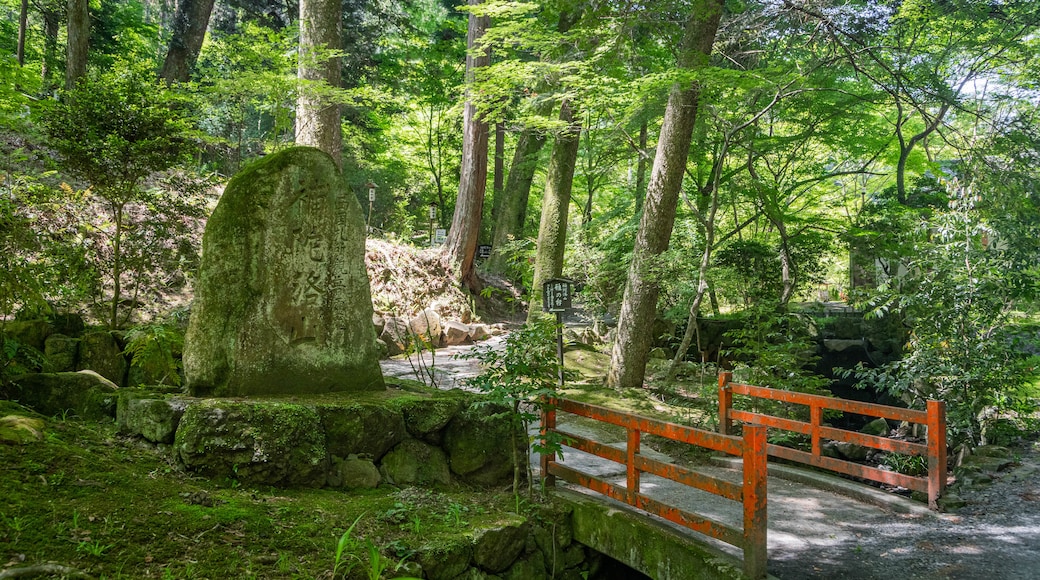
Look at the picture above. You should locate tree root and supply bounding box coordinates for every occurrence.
[0,563,93,579]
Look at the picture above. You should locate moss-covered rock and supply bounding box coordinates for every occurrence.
[417,541,473,580]
[316,402,406,460]
[381,438,451,486]
[77,330,128,387]
[443,403,522,486]
[183,147,384,396]
[44,333,79,372]
[3,319,53,351]
[400,396,462,444]
[326,456,381,489]
[118,396,190,444]
[0,415,45,444]
[473,521,528,573]
[174,400,329,487]
[7,371,118,420]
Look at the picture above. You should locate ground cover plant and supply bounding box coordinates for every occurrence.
[0,410,523,579]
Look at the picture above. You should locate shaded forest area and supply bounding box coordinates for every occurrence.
[3,0,1040,452]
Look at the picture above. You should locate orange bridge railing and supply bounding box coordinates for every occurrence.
[718,371,947,509]
[540,397,768,580]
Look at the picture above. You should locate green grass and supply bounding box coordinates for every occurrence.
[0,419,523,579]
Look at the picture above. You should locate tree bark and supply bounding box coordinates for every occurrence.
[488,116,550,274]
[65,0,89,90]
[607,0,723,390]
[527,101,581,322]
[160,0,217,84]
[17,0,28,66]
[634,119,648,213]
[445,0,490,293]
[296,0,342,166]
[41,5,60,86]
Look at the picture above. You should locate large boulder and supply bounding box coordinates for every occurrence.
[174,400,329,487]
[315,402,407,461]
[443,403,524,486]
[117,396,189,444]
[3,319,53,351]
[183,147,384,396]
[76,330,127,386]
[6,371,118,420]
[44,333,79,372]
[380,439,451,486]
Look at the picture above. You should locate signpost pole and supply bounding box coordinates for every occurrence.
[555,311,564,388]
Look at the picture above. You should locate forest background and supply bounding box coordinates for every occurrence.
[2,0,1040,451]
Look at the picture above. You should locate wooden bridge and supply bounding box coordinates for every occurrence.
[539,372,947,580]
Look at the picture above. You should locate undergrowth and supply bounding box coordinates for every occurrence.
[0,418,522,579]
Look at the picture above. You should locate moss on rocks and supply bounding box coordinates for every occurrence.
[174,400,329,487]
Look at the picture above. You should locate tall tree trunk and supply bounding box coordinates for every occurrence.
[160,0,216,83]
[41,6,60,87]
[493,122,505,200]
[488,115,550,274]
[527,101,581,322]
[17,0,28,66]
[296,0,342,166]
[445,0,490,293]
[65,0,89,90]
[607,0,723,390]
[634,119,648,213]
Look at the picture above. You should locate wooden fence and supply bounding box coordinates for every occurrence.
[718,371,947,509]
[541,397,769,579]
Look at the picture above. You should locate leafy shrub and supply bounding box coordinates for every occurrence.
[123,323,185,387]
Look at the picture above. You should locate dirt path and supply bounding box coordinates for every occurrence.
[379,334,506,390]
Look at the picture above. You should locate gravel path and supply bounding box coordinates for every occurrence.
[775,442,1040,580]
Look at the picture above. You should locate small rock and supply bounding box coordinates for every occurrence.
[443,321,471,346]
[861,417,890,437]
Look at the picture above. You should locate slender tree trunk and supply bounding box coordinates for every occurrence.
[488,120,549,274]
[160,0,216,83]
[65,0,89,90]
[445,0,490,293]
[110,202,125,330]
[607,0,723,390]
[527,101,581,322]
[634,119,648,213]
[493,122,505,199]
[17,0,28,66]
[41,8,60,87]
[296,0,342,166]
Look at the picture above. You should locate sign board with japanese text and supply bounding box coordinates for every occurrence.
[542,278,574,313]
[434,229,447,245]
[477,244,492,260]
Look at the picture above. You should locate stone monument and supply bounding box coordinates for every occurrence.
[183,147,385,396]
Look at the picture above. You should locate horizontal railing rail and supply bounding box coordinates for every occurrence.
[718,371,946,509]
[541,397,768,579]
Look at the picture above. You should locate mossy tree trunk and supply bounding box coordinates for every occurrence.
[487,122,549,275]
[607,0,724,389]
[527,101,581,322]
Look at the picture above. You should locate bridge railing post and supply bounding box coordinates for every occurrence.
[627,427,641,494]
[718,372,733,436]
[742,424,768,580]
[540,402,557,488]
[926,399,946,510]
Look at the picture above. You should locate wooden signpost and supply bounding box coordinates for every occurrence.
[542,278,573,387]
